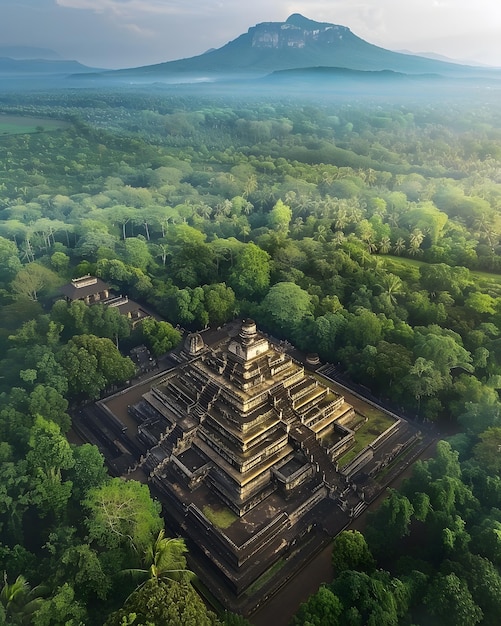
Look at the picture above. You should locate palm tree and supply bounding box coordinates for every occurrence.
[380,273,403,307]
[314,224,327,243]
[214,199,232,219]
[332,231,345,247]
[321,169,338,186]
[334,206,349,231]
[291,217,304,237]
[122,530,193,590]
[364,236,378,254]
[241,200,254,216]
[239,223,251,242]
[408,228,424,256]
[346,202,364,226]
[393,237,406,256]
[387,210,401,228]
[195,202,212,220]
[1,573,47,625]
[284,190,297,208]
[378,236,392,254]
[242,174,257,199]
[366,168,377,186]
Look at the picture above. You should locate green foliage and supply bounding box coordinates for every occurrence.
[59,543,111,601]
[473,427,501,473]
[261,281,313,338]
[291,585,343,626]
[331,530,375,574]
[27,415,75,474]
[267,199,292,235]
[17,419,74,523]
[28,385,70,432]
[11,264,60,302]
[423,573,482,626]
[366,490,414,558]
[0,574,47,626]
[0,236,22,284]
[139,318,181,356]
[83,478,163,554]
[228,243,270,299]
[449,554,501,626]
[104,580,221,626]
[203,283,238,326]
[221,612,252,626]
[31,583,86,626]
[458,399,501,436]
[329,569,408,626]
[121,529,192,596]
[58,334,135,398]
[67,443,108,501]
[3,82,501,626]
[470,517,501,565]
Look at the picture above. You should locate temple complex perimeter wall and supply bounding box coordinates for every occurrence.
[79,319,425,613]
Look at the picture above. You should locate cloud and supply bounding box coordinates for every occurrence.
[56,0,218,18]
[55,0,230,44]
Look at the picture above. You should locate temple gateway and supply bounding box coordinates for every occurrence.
[87,319,423,611]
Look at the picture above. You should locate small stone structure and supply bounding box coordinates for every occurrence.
[60,275,110,304]
[60,275,151,327]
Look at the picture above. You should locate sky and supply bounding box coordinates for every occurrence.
[1,0,501,69]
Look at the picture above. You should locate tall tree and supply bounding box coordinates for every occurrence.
[83,478,163,554]
[58,334,135,399]
[424,573,482,626]
[122,530,191,588]
[261,282,313,338]
[228,243,271,299]
[11,264,59,302]
[104,579,221,626]
[331,530,375,575]
[140,318,181,357]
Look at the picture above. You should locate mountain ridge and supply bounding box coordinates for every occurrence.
[0,57,99,75]
[0,46,62,60]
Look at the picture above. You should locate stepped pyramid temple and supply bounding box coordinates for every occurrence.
[83,319,422,610]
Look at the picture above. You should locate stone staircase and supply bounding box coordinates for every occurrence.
[192,380,220,420]
[291,427,341,489]
[270,385,297,424]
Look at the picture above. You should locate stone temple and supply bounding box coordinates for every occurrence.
[84,319,423,611]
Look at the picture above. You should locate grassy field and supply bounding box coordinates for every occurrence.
[380,254,501,298]
[381,254,501,284]
[0,114,69,135]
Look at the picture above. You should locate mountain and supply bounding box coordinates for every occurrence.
[105,13,498,80]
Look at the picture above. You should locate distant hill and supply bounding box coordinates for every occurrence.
[0,57,99,75]
[255,66,463,99]
[104,13,499,80]
[0,46,61,60]
[395,49,490,68]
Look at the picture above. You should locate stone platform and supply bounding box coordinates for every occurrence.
[73,320,424,614]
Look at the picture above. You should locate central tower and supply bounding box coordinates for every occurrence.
[193,319,302,514]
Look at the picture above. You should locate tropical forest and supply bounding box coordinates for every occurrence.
[1,79,501,626]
